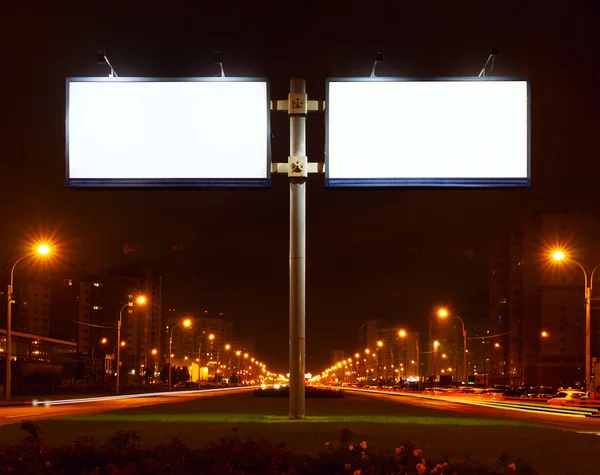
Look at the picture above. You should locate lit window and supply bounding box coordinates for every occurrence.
[93,282,102,287]
[93,305,103,310]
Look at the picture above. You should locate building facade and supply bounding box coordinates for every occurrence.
[489,212,600,388]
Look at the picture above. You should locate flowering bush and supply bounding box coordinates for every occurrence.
[0,420,537,474]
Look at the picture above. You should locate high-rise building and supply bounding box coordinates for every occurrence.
[489,212,600,388]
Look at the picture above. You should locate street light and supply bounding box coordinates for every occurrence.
[438,308,468,385]
[551,249,599,391]
[5,243,52,401]
[398,330,422,389]
[168,319,191,391]
[116,295,146,395]
[198,332,215,382]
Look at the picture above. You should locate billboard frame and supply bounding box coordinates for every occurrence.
[65,76,271,188]
[325,76,531,188]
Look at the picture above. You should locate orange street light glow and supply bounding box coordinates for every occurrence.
[399,329,407,338]
[541,331,550,338]
[37,244,50,255]
[552,250,565,261]
[136,296,147,305]
[183,319,192,327]
[438,308,448,318]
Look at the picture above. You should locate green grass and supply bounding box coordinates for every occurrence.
[64,412,543,427]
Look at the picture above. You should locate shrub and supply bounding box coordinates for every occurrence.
[0,421,537,474]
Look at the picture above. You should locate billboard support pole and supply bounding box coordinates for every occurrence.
[289,77,307,419]
[271,79,324,419]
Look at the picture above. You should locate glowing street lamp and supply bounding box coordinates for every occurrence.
[437,307,468,384]
[541,331,549,338]
[5,243,52,401]
[168,318,192,391]
[550,248,600,391]
[117,295,146,395]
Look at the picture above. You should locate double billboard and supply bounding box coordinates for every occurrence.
[66,78,270,187]
[325,78,530,187]
[66,76,529,189]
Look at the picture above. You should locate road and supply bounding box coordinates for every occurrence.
[0,387,254,426]
[1,389,598,473]
[346,388,600,435]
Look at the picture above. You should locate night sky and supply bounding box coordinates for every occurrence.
[2,2,599,373]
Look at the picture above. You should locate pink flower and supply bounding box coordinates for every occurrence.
[395,447,402,455]
[416,462,427,475]
[348,445,354,451]
[360,441,367,449]
[508,463,516,471]
[413,448,423,457]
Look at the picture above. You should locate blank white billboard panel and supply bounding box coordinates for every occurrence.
[66,78,270,187]
[326,78,530,187]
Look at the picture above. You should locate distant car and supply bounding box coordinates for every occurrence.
[479,388,504,397]
[547,390,589,404]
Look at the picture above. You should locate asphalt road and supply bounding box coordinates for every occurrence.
[0,387,253,426]
[0,389,598,473]
[351,389,600,435]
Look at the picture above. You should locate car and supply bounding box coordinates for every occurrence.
[547,390,589,404]
[479,388,504,397]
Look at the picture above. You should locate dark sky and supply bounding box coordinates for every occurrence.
[2,1,599,373]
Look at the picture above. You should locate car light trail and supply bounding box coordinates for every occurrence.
[32,386,257,407]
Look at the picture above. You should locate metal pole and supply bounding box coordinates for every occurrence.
[198,340,201,382]
[289,77,306,419]
[116,318,122,395]
[5,283,12,401]
[168,325,175,391]
[415,339,420,390]
[585,286,591,391]
[463,328,468,385]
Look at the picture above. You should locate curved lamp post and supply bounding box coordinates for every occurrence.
[168,319,191,391]
[5,244,51,401]
[116,295,146,395]
[438,308,467,385]
[552,250,600,391]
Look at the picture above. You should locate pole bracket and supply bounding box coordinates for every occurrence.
[270,99,325,112]
[288,155,308,178]
[271,162,325,174]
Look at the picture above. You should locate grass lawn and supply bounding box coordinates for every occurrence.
[1,392,598,474]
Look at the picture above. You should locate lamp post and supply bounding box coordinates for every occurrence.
[169,319,192,391]
[376,340,383,380]
[438,308,468,385]
[552,250,599,391]
[197,332,215,382]
[224,343,232,379]
[91,338,107,383]
[399,330,420,388]
[5,244,51,401]
[433,340,440,381]
[116,295,146,395]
